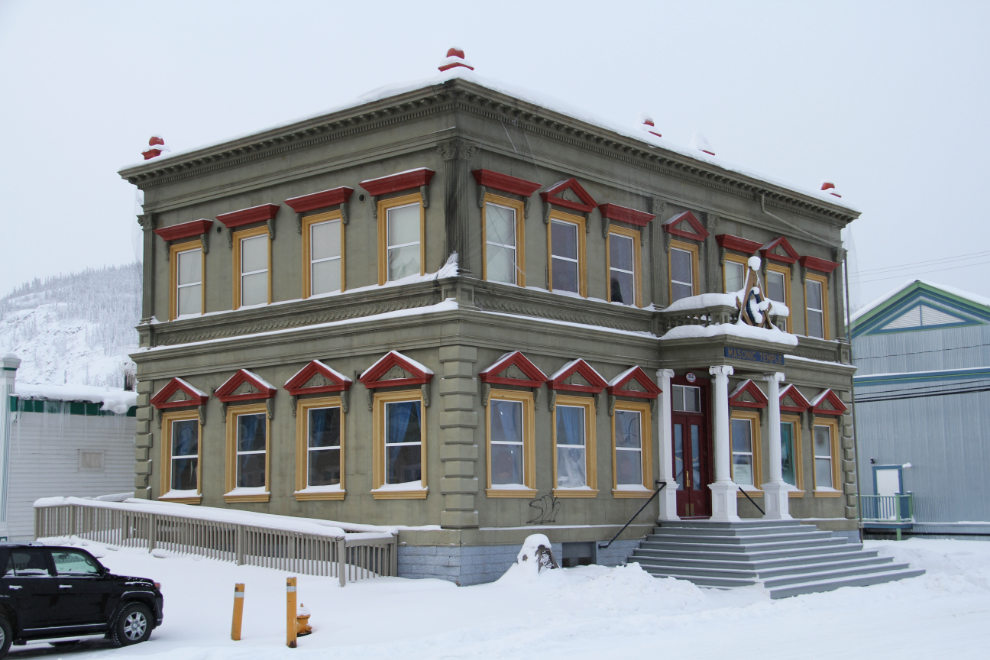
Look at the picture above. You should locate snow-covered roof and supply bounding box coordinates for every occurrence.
[173,377,207,398]
[13,383,137,415]
[285,359,352,387]
[607,365,641,387]
[359,351,434,381]
[119,67,857,215]
[851,279,990,324]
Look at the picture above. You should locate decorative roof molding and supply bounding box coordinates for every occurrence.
[729,379,769,409]
[540,178,596,214]
[663,211,709,241]
[779,384,812,413]
[716,234,762,254]
[216,204,281,229]
[811,388,847,415]
[471,169,541,198]
[359,350,434,389]
[760,236,800,264]
[479,351,548,388]
[150,377,209,410]
[359,168,435,197]
[153,219,213,242]
[548,359,608,394]
[283,360,353,396]
[284,187,354,214]
[598,204,654,228]
[214,369,277,403]
[799,255,840,274]
[606,366,661,400]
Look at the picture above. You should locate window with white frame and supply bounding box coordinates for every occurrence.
[806,278,825,338]
[170,418,199,491]
[235,412,267,488]
[240,234,268,307]
[670,246,694,302]
[555,404,587,487]
[176,248,202,317]
[386,203,421,281]
[384,399,423,485]
[731,417,755,486]
[307,405,341,487]
[485,202,517,285]
[614,409,643,486]
[550,219,580,294]
[672,385,702,413]
[309,219,342,295]
[814,424,834,489]
[609,232,636,305]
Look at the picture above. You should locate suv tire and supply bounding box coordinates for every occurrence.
[111,603,153,647]
[0,615,12,658]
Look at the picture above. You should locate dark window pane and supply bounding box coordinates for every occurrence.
[7,549,48,576]
[808,310,825,338]
[671,249,693,284]
[767,271,786,303]
[555,406,585,446]
[309,448,341,486]
[386,401,422,445]
[237,414,266,453]
[611,271,634,305]
[671,281,693,302]
[171,457,198,491]
[615,410,641,449]
[551,220,578,259]
[237,453,266,488]
[691,424,701,488]
[552,258,579,293]
[491,443,523,485]
[780,422,796,486]
[610,234,633,271]
[172,419,198,457]
[490,400,522,443]
[615,449,642,486]
[807,281,823,309]
[674,425,685,489]
[731,419,752,452]
[386,444,422,484]
[308,407,341,448]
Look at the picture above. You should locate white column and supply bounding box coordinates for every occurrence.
[761,372,791,519]
[0,354,21,539]
[656,369,679,521]
[708,365,739,522]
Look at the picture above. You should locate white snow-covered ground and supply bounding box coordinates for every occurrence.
[12,538,989,660]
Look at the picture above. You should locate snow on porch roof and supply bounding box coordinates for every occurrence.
[13,383,137,415]
[119,67,857,215]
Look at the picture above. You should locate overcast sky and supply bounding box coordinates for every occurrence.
[2,0,988,310]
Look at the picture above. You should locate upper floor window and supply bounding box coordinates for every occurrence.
[608,227,641,307]
[233,227,270,309]
[805,273,829,339]
[302,211,344,297]
[669,240,699,303]
[378,194,424,284]
[483,194,525,286]
[723,254,747,294]
[766,265,791,332]
[170,242,203,320]
[547,211,587,297]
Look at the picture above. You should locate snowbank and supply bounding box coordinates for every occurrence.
[14,383,137,414]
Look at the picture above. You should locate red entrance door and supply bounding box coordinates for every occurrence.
[671,376,711,518]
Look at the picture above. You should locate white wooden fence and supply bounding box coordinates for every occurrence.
[34,499,397,587]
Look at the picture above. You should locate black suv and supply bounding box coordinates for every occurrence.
[0,544,163,657]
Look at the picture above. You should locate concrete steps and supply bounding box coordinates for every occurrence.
[627,520,924,599]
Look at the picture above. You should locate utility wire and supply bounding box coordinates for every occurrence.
[856,249,990,276]
[855,378,990,396]
[858,259,990,284]
[856,384,990,404]
[855,342,990,360]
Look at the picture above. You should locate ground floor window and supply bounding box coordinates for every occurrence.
[613,400,653,497]
[159,409,202,504]
[372,390,427,499]
[224,403,270,503]
[294,396,345,500]
[552,395,597,497]
[813,418,841,495]
[780,414,804,493]
[486,389,536,498]
[730,410,762,489]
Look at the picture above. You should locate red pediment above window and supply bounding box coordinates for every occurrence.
[540,178,596,214]
[729,379,769,409]
[549,359,608,394]
[606,366,661,400]
[215,369,277,403]
[760,237,799,264]
[472,170,541,198]
[811,389,847,416]
[216,204,281,229]
[799,255,840,275]
[359,351,434,389]
[779,384,812,413]
[153,219,214,242]
[598,204,655,228]
[716,234,762,254]
[359,168,435,197]
[150,378,209,410]
[283,360,353,396]
[479,351,548,388]
[284,187,354,214]
[663,211,709,241]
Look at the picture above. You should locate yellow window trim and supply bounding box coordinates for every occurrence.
[730,409,763,495]
[301,210,346,299]
[482,193,526,287]
[232,225,272,311]
[485,388,537,498]
[668,239,700,301]
[611,399,653,498]
[294,395,345,501]
[723,252,749,293]
[780,413,805,498]
[805,272,831,340]
[377,193,425,286]
[168,240,205,322]
[552,393,598,498]
[158,408,202,505]
[606,225,643,308]
[224,402,271,503]
[813,417,843,497]
[546,209,588,298]
[372,389,427,499]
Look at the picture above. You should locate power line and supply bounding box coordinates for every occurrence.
[856,249,990,276]
[855,342,990,361]
[858,259,990,284]
[855,378,990,396]
[855,384,990,404]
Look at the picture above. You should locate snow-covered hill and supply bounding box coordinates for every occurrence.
[0,263,141,388]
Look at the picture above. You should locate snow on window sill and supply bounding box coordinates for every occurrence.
[613,485,653,498]
[159,490,201,504]
[486,485,537,498]
[372,482,428,500]
[224,487,270,503]
[294,485,345,501]
[552,486,599,499]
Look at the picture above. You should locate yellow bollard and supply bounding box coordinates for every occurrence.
[231,583,245,641]
[286,577,297,648]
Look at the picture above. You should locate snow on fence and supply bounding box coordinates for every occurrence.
[34,497,397,587]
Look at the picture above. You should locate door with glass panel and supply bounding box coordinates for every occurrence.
[670,379,711,517]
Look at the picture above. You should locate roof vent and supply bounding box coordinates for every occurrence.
[821,181,841,198]
[141,135,170,161]
[438,47,474,72]
[641,115,662,138]
[690,131,715,156]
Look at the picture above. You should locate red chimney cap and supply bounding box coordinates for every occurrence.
[439,47,475,72]
[821,181,841,198]
[142,135,169,161]
[641,115,661,138]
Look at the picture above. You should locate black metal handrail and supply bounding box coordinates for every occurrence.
[598,481,665,550]
[739,487,765,515]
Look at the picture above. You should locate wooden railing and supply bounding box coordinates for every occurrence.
[860,493,914,524]
[34,499,396,587]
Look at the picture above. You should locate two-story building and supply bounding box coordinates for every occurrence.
[121,51,864,585]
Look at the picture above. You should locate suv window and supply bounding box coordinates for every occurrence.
[50,550,102,575]
[5,549,50,577]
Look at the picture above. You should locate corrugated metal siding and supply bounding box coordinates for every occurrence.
[7,409,134,541]
[854,324,990,376]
